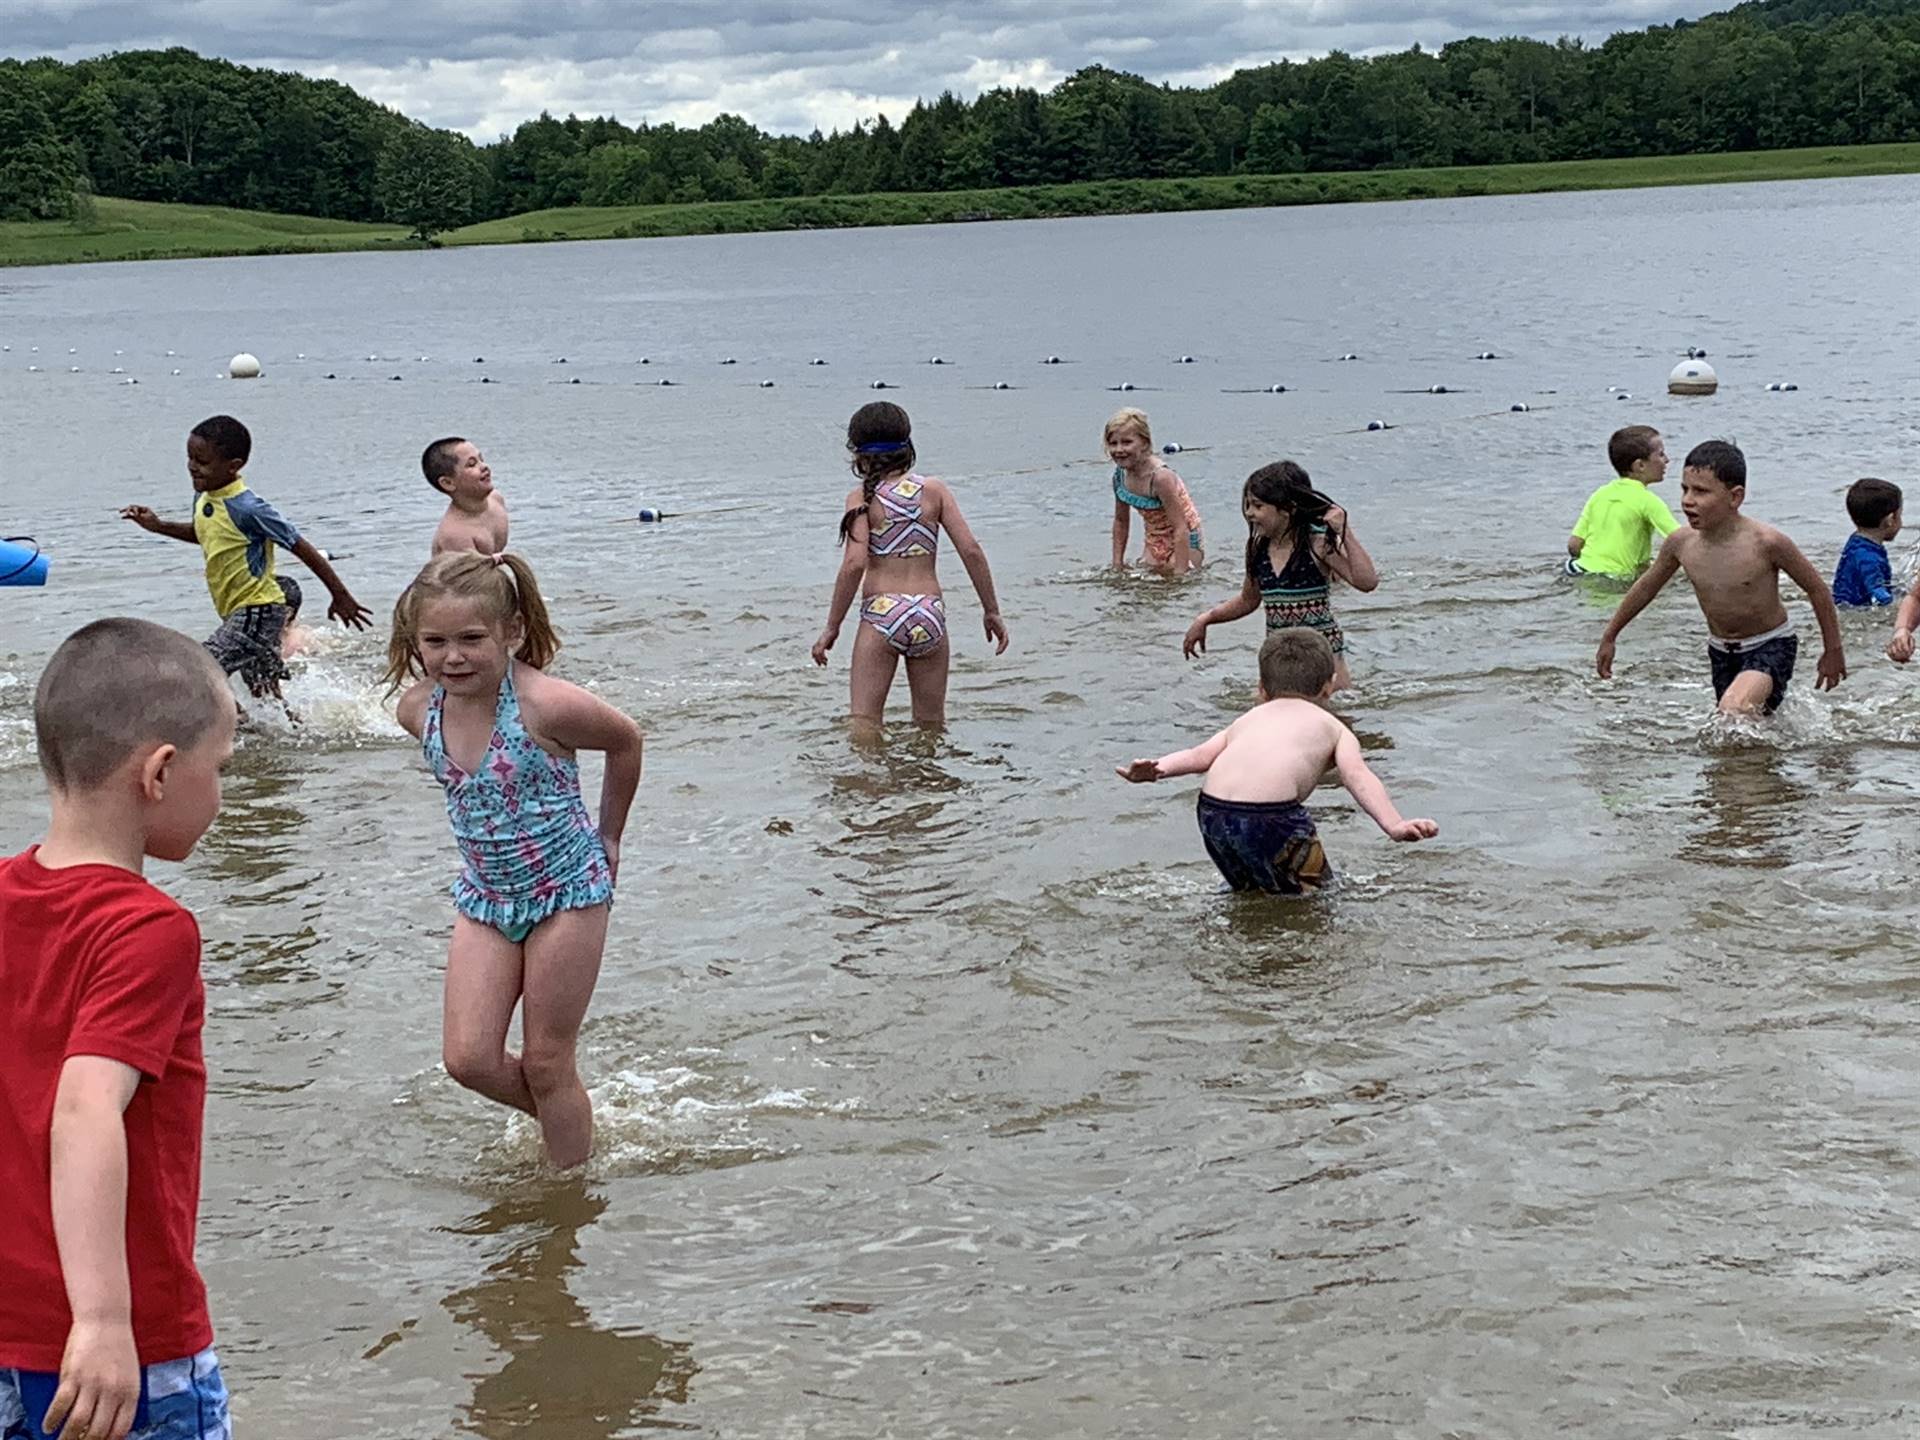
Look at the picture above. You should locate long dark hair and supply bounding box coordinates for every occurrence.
[1242,461,1345,578]
[839,402,917,544]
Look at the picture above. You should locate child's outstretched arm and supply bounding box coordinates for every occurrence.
[936,487,1009,653]
[46,1056,143,1440]
[1772,531,1847,690]
[1111,499,1131,569]
[118,506,196,542]
[1332,725,1437,841]
[1117,726,1231,782]
[1889,574,1920,662]
[1595,537,1682,677]
[1184,571,1260,657]
[1318,505,1379,592]
[545,685,644,882]
[289,538,373,630]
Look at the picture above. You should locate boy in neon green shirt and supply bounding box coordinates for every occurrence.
[1565,426,1677,579]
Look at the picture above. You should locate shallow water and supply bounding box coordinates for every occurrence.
[3,175,1920,1437]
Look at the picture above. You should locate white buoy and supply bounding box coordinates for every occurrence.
[69,366,80,373]
[27,365,41,372]
[110,367,124,374]
[656,379,674,386]
[758,379,775,388]
[1339,353,1359,362]
[1428,384,1450,394]
[295,353,306,360]
[171,368,181,376]
[122,378,138,386]
[1118,382,1135,391]
[228,353,262,379]
[1616,392,1633,401]
[164,349,174,357]
[1668,359,1717,396]
[416,354,430,362]
[554,357,568,364]
[1766,382,1799,392]
[1043,355,1062,365]
[365,353,378,362]
[1266,384,1288,394]
[114,349,123,356]
[1511,403,1530,412]
[68,348,76,355]
[1177,355,1195,364]
[927,356,947,365]
[1476,351,1498,360]
[870,380,891,390]
[809,357,827,366]
[992,381,1010,390]
[1366,420,1388,431]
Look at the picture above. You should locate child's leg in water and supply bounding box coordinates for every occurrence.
[1331,654,1353,693]
[904,643,951,726]
[1718,670,1775,715]
[442,918,538,1118]
[848,621,902,724]
[519,905,609,1169]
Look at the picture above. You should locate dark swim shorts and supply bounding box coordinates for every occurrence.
[1708,632,1798,714]
[1196,793,1332,896]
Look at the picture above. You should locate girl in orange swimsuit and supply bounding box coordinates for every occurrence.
[1106,407,1204,575]
[811,402,1010,726]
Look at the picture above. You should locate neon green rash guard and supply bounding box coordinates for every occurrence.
[1569,476,1678,578]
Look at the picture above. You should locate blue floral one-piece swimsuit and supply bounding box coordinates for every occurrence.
[422,663,613,942]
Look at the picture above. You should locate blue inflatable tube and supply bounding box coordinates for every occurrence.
[0,537,49,587]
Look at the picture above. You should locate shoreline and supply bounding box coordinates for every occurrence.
[4,142,1918,270]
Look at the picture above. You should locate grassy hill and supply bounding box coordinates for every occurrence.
[0,196,411,266]
[3,143,1918,268]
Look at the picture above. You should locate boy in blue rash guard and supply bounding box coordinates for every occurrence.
[1832,478,1901,607]
[1117,628,1437,895]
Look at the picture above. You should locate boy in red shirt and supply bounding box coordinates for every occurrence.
[0,619,236,1440]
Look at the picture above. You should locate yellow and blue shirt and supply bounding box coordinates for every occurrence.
[192,479,302,617]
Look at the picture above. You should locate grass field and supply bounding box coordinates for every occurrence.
[0,196,411,267]
[4,143,1917,268]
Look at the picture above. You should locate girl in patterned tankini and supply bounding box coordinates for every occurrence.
[812,402,1010,726]
[1105,407,1204,575]
[386,552,644,1169]
[1183,461,1378,692]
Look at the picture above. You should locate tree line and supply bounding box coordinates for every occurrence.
[1,0,1917,233]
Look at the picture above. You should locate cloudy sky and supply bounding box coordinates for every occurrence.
[6,1,1722,139]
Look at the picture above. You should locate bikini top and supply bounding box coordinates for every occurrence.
[1113,467,1161,510]
[1254,525,1332,596]
[866,474,939,559]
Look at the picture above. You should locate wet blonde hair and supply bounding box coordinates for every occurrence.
[383,552,560,695]
[1104,407,1152,449]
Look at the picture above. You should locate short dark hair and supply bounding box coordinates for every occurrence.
[1684,439,1746,491]
[35,619,228,792]
[422,436,468,492]
[190,414,251,465]
[1608,425,1660,476]
[1846,477,1903,529]
[1258,627,1336,698]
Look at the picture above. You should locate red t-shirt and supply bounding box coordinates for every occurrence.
[0,848,212,1370]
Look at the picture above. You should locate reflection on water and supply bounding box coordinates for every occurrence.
[444,1181,696,1438]
[1680,746,1816,870]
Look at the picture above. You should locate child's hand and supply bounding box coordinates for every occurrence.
[984,611,1009,654]
[44,1316,140,1440]
[1182,616,1209,658]
[1816,646,1847,690]
[1889,628,1914,664]
[1115,759,1161,783]
[601,836,620,884]
[811,628,837,665]
[328,592,373,630]
[119,504,162,532]
[1594,637,1616,679]
[1387,818,1438,841]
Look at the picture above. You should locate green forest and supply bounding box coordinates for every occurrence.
[1,0,1916,235]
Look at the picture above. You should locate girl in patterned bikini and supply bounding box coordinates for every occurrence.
[811,401,1010,726]
[1183,461,1378,692]
[385,552,644,1169]
[1106,406,1204,575]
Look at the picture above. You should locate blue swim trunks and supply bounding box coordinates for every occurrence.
[2,1349,230,1440]
[1196,793,1332,895]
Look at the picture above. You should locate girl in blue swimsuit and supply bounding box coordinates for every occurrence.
[387,552,645,1169]
[812,402,1010,726]
[1183,461,1378,691]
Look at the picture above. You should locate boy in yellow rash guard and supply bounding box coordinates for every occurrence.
[1565,426,1678,579]
[120,415,373,698]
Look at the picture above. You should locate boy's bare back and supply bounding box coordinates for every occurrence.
[432,493,509,556]
[1196,698,1344,804]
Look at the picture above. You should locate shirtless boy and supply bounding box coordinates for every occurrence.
[425,438,509,555]
[1595,440,1845,714]
[1118,627,1436,894]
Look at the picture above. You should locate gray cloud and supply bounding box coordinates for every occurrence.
[1,1,1725,138]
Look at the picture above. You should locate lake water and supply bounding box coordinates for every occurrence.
[3,174,1920,1438]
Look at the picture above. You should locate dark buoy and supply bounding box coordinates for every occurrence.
[1338,353,1359,362]
[927,356,948,365]
[758,379,775,388]
[1162,443,1185,454]
[1475,351,1498,361]
[1042,355,1063,365]
[324,373,336,380]
[992,381,1010,390]
[637,357,650,365]
[720,357,737,365]
[568,377,581,384]
[480,376,493,384]
[1510,403,1530,412]
[655,379,676,386]
[554,357,568,365]
[870,380,892,390]
[1177,355,1195,364]
[635,508,666,522]
[473,356,485,363]
[1428,384,1451,394]
[809,357,828,366]
[1266,383,1288,394]
[1366,420,1389,431]
[390,374,403,381]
